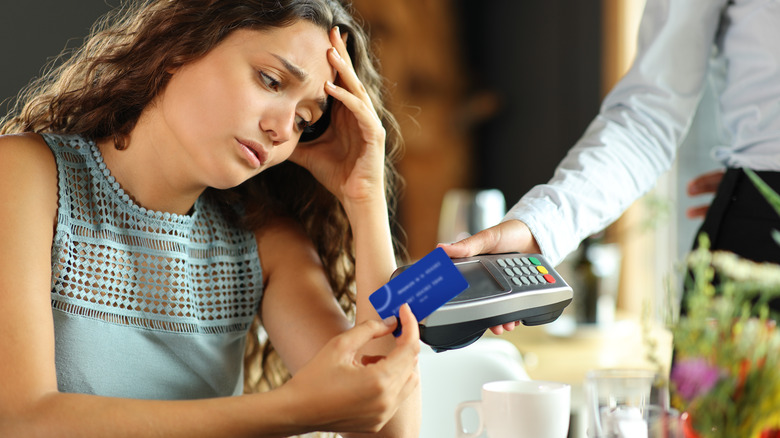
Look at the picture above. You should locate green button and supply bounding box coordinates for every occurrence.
[529,257,541,266]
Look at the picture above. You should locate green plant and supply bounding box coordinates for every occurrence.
[669,236,780,437]
[661,169,780,437]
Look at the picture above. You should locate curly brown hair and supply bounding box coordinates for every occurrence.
[0,0,405,393]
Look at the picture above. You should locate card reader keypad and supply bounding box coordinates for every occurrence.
[497,256,556,286]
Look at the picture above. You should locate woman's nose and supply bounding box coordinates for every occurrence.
[259,107,295,145]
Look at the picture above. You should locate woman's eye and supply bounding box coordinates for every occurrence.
[295,115,311,132]
[260,71,281,91]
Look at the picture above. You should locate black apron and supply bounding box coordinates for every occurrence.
[691,167,780,313]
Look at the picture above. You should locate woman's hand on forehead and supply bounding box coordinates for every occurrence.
[289,25,386,206]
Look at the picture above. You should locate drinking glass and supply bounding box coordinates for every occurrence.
[437,188,506,244]
[585,369,670,437]
[599,405,682,438]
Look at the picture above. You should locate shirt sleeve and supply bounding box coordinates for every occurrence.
[504,0,730,266]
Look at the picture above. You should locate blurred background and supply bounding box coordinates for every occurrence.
[0,0,715,332]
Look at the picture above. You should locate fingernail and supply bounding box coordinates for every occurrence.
[330,47,341,59]
[325,80,336,89]
[333,25,340,34]
[383,315,398,327]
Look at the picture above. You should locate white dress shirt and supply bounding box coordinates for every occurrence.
[505,0,780,265]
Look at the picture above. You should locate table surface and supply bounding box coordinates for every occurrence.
[495,311,673,385]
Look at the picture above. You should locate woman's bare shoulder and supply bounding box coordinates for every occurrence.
[0,133,58,207]
[0,132,56,169]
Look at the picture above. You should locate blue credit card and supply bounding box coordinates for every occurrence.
[370,247,469,336]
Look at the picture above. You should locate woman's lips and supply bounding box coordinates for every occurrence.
[236,138,268,168]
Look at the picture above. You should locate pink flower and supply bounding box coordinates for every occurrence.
[670,358,724,401]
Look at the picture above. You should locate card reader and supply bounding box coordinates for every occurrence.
[391,252,572,352]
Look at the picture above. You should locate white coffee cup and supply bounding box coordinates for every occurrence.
[455,380,571,438]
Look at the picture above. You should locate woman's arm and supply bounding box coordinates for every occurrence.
[287,27,421,437]
[256,218,420,436]
[0,134,415,437]
[343,191,422,438]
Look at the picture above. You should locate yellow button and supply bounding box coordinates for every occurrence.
[536,266,548,274]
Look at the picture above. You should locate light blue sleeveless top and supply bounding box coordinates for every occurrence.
[44,134,263,399]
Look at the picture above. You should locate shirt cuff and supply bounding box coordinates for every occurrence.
[502,196,581,267]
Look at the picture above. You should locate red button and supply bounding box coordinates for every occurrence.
[543,274,555,284]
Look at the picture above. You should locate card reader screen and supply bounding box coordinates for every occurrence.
[449,260,507,303]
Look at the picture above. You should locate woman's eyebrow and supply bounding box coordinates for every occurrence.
[272,53,329,113]
[273,54,308,82]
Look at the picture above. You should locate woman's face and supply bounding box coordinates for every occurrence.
[156,20,336,189]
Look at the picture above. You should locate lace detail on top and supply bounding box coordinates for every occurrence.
[45,133,263,334]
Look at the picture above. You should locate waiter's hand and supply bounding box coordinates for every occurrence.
[438,220,541,334]
[438,219,540,258]
[686,169,725,219]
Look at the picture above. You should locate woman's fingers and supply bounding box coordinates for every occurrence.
[323,79,384,155]
[396,303,420,347]
[328,27,373,108]
[337,318,396,357]
[323,79,364,115]
[326,52,372,116]
[390,303,421,395]
[330,27,353,72]
[382,304,420,377]
[284,326,395,432]
[335,306,419,426]
[324,26,384,150]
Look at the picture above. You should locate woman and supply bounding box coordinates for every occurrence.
[0,0,420,436]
